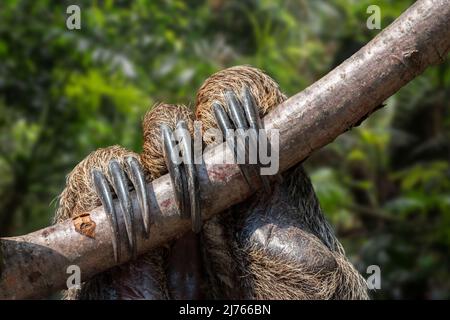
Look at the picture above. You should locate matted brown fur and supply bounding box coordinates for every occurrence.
[56,102,195,222]
[55,145,139,223]
[195,65,286,144]
[141,103,195,179]
[237,233,368,300]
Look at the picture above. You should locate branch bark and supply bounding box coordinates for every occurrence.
[1,0,449,299]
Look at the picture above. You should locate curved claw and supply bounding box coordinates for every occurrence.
[224,90,248,129]
[92,169,121,263]
[224,91,262,190]
[109,159,137,260]
[125,156,151,238]
[213,102,254,191]
[224,90,257,167]
[213,102,233,135]
[242,87,272,193]
[242,87,263,132]
[161,124,189,219]
[176,121,202,233]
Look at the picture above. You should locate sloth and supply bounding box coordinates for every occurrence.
[54,65,368,299]
[195,66,369,299]
[55,104,204,299]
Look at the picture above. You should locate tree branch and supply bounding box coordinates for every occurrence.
[1,0,449,299]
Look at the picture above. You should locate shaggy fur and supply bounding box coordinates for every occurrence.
[229,166,369,300]
[195,65,368,299]
[141,103,194,180]
[55,145,139,223]
[195,65,286,144]
[55,103,196,299]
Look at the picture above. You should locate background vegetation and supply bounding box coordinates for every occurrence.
[0,0,448,299]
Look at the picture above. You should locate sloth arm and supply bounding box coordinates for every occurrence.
[232,164,368,300]
[58,147,203,300]
[201,164,340,299]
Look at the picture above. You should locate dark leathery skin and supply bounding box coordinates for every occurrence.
[167,231,205,299]
[201,163,340,299]
[78,250,169,300]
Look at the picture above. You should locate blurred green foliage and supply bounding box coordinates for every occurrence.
[0,0,448,299]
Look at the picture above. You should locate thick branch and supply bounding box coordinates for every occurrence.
[1,0,449,299]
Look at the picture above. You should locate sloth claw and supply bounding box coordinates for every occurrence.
[175,121,202,233]
[125,156,150,238]
[92,168,121,263]
[109,159,137,260]
[92,156,149,262]
[161,124,189,219]
[214,87,272,193]
[213,102,254,190]
[163,122,202,233]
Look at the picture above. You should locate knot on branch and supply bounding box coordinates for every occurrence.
[402,49,422,70]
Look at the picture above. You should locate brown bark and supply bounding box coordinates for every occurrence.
[1,0,449,299]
